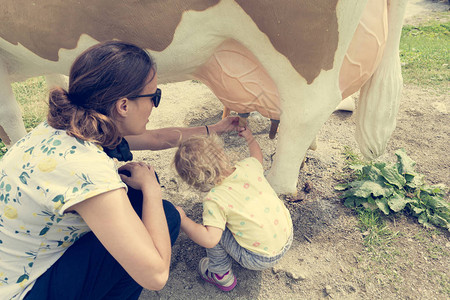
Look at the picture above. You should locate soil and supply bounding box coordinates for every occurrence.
[136,1,449,299]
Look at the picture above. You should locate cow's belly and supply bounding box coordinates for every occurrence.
[193,39,281,120]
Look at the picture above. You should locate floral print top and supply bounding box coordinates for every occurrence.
[0,122,126,300]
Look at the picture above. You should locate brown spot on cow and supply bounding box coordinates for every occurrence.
[0,0,219,61]
[235,0,339,84]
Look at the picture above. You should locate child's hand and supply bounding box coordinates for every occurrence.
[118,162,160,192]
[239,126,263,163]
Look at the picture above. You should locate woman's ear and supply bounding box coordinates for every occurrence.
[115,98,129,117]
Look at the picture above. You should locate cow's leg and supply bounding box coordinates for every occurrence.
[269,119,279,139]
[0,59,27,147]
[266,0,370,194]
[355,0,408,159]
[267,73,342,194]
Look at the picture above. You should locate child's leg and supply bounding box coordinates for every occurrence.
[205,228,239,274]
[212,229,294,271]
[198,229,240,291]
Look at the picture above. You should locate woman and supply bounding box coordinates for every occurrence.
[0,40,238,300]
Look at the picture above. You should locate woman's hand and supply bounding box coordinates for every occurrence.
[118,162,160,193]
[210,116,239,134]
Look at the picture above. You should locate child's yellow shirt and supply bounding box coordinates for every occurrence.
[203,157,293,256]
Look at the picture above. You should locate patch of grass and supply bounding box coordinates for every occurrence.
[342,145,366,167]
[355,208,403,290]
[0,76,48,154]
[413,227,444,243]
[426,244,448,260]
[0,76,48,151]
[428,270,450,297]
[337,146,369,183]
[400,20,449,90]
[11,76,48,131]
[357,209,400,256]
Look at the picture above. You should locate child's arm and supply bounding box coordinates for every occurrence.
[176,206,223,248]
[238,126,263,164]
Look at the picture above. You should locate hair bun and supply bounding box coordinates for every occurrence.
[66,91,81,106]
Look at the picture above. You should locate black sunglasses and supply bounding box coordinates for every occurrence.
[129,88,161,108]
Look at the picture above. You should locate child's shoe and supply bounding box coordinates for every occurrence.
[198,257,237,291]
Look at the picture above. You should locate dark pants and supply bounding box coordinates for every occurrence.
[25,187,180,300]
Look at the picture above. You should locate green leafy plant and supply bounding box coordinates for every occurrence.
[336,148,449,231]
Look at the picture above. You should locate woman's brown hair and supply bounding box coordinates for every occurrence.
[47,40,155,148]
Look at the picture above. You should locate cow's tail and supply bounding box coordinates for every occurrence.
[355,0,408,159]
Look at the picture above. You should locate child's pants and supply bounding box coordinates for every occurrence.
[206,228,293,275]
[24,186,180,300]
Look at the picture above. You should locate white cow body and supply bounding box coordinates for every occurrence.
[0,0,408,194]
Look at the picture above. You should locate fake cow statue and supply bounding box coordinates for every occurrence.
[0,0,408,194]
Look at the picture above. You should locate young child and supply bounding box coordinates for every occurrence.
[174,126,293,292]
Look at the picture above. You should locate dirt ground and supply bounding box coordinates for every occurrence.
[136,1,449,299]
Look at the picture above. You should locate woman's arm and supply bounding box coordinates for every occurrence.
[176,206,223,248]
[72,163,171,291]
[125,116,239,151]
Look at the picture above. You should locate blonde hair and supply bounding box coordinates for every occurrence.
[174,134,232,192]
